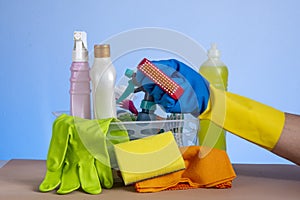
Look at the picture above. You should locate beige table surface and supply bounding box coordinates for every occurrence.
[0,159,300,200]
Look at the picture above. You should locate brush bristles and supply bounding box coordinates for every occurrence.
[138,58,184,100]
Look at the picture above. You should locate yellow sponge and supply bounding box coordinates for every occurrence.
[114,131,185,185]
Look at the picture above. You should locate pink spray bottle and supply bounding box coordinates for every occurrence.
[69,31,91,119]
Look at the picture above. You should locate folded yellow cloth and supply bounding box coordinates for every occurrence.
[135,146,236,192]
[114,131,185,185]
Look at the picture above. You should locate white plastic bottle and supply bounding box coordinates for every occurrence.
[90,44,117,119]
[198,43,228,150]
[69,31,91,119]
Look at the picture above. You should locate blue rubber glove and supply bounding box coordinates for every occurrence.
[135,59,210,116]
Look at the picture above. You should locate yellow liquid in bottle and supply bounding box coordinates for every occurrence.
[199,65,228,150]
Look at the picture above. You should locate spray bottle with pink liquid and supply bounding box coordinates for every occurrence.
[69,31,91,119]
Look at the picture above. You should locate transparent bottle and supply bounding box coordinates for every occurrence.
[90,44,117,119]
[69,31,91,119]
[198,43,228,150]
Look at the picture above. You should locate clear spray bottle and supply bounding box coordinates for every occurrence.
[69,31,91,119]
[198,43,228,150]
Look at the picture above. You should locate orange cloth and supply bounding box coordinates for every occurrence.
[135,146,236,192]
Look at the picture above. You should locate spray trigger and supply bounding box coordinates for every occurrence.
[116,69,136,104]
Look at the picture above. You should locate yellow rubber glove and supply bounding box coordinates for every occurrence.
[200,86,285,151]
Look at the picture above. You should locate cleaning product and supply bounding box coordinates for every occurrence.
[135,87,157,122]
[114,131,185,185]
[69,31,91,119]
[90,44,117,119]
[198,43,228,150]
[116,69,135,104]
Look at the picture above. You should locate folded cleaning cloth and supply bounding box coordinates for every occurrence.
[135,146,236,192]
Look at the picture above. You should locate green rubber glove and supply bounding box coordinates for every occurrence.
[39,114,129,194]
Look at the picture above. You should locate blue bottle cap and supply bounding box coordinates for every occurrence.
[125,69,134,78]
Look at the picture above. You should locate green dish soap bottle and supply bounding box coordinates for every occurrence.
[198,43,228,150]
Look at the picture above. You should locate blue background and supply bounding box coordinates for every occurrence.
[1,0,300,164]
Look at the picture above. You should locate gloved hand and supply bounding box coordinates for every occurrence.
[135,59,210,116]
[135,58,285,150]
[39,114,129,194]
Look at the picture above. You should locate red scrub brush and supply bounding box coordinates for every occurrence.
[137,58,184,100]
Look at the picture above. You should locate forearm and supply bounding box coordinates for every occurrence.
[272,113,300,165]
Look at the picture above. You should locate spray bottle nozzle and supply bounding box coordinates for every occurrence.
[116,68,136,104]
[125,68,134,78]
[74,31,87,49]
[72,31,88,62]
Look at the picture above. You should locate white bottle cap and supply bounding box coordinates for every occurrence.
[72,31,89,62]
[208,43,221,58]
